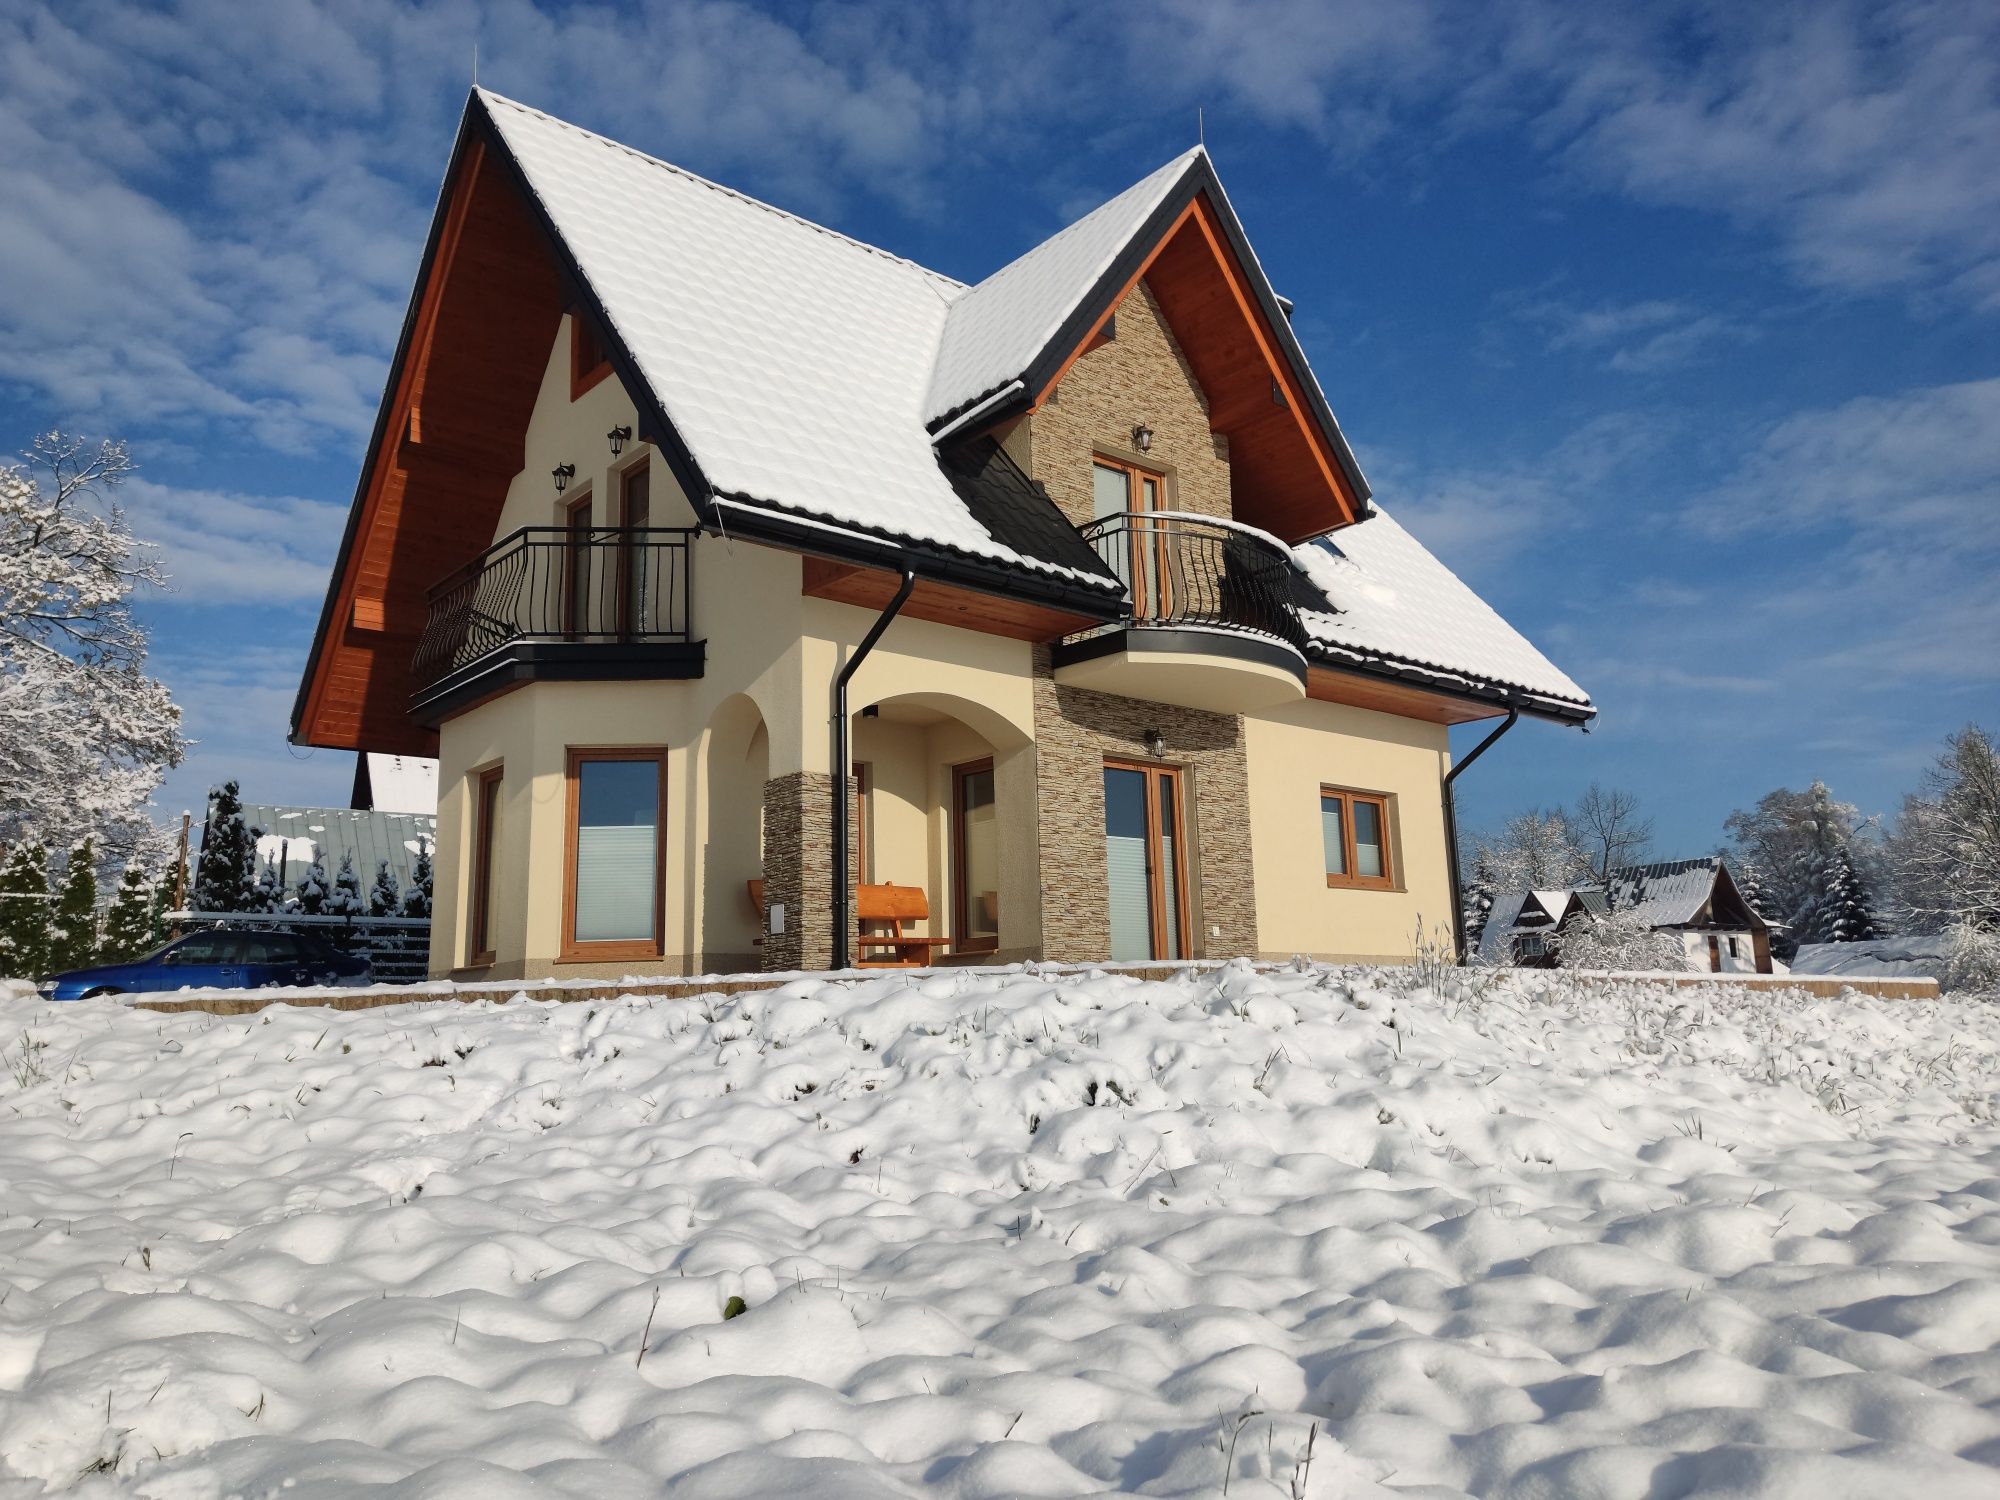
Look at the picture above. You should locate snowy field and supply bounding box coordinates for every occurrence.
[3,964,1999,1498]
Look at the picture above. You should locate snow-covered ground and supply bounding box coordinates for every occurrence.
[3,962,1999,1498]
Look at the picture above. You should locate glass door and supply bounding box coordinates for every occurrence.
[619,460,650,636]
[953,758,999,951]
[1092,459,1169,618]
[1103,761,1187,961]
[562,492,592,637]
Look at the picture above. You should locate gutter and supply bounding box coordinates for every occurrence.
[831,566,916,970]
[1442,707,1518,963]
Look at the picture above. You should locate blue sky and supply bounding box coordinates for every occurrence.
[2,0,1995,858]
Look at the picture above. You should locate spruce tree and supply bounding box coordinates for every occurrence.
[1825,845,1882,942]
[252,853,286,913]
[294,850,329,915]
[0,841,53,978]
[326,852,364,917]
[401,839,433,919]
[101,862,155,962]
[193,781,257,913]
[45,837,99,973]
[368,859,401,917]
[1462,857,1496,951]
[150,846,187,946]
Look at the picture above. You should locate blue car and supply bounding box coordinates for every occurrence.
[36,929,372,1001]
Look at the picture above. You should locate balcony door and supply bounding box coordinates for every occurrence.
[953,758,999,952]
[1103,760,1188,961]
[1092,458,1171,618]
[618,459,650,637]
[562,492,593,638]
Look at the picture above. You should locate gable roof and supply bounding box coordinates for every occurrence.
[295,91,1594,751]
[1600,858,1753,929]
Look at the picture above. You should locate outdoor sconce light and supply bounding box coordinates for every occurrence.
[1132,423,1154,453]
[607,424,632,456]
[1145,727,1167,759]
[552,462,576,494]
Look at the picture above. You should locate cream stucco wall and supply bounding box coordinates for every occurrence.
[1244,698,1455,963]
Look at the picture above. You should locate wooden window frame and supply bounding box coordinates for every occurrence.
[616,455,650,638]
[559,746,669,963]
[1321,784,1396,890]
[853,761,871,886]
[1104,757,1193,960]
[951,756,999,953]
[1093,454,1173,618]
[468,763,504,966]
[569,312,613,400]
[561,488,594,638]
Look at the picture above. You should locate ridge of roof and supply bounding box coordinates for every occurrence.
[924,148,1204,425]
[476,90,963,294]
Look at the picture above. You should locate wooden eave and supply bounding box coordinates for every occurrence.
[958,154,1371,544]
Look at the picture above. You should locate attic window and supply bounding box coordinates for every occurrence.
[570,314,612,400]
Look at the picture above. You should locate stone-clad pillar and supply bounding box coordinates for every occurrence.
[760,770,858,972]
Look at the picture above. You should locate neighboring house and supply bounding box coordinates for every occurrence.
[290,90,1595,982]
[351,752,439,815]
[1482,859,1773,972]
[239,803,437,898]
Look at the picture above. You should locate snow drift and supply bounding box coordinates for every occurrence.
[2,962,1998,1497]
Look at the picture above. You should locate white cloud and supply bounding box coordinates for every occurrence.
[123,476,348,606]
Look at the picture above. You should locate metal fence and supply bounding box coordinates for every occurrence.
[413,525,697,686]
[1076,512,1309,653]
[173,911,432,984]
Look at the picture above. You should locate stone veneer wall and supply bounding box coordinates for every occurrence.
[1030,646,1257,962]
[1002,280,1233,530]
[761,770,860,972]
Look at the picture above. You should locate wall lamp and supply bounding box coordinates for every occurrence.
[1144,727,1167,759]
[1132,423,1154,453]
[551,462,576,494]
[607,424,632,456]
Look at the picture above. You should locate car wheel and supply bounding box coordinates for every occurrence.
[82,987,121,999]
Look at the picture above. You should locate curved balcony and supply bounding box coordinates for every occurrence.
[1053,511,1309,713]
[410,526,703,722]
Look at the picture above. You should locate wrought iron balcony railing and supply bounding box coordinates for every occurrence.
[412,525,697,688]
[1076,511,1309,654]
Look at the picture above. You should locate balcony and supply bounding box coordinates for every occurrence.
[1052,511,1310,713]
[409,526,702,722]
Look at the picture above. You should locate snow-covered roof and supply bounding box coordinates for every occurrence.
[1477,891,1531,964]
[473,92,1588,717]
[1294,509,1592,712]
[482,93,1109,590]
[1602,859,1724,928]
[925,151,1199,426]
[235,806,435,890]
[359,754,437,815]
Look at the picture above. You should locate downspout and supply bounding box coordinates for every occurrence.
[1443,707,1519,962]
[831,566,916,970]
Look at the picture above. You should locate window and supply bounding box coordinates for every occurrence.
[570,313,612,399]
[469,764,503,965]
[1104,760,1189,961]
[562,491,593,637]
[953,758,999,952]
[1321,786,1395,890]
[164,933,239,965]
[562,748,666,960]
[1517,933,1550,958]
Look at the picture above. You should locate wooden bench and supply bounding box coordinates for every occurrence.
[745,878,953,968]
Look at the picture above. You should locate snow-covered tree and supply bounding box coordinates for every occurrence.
[0,434,185,864]
[0,839,52,978]
[326,853,364,917]
[1461,856,1496,953]
[1726,780,1872,955]
[368,859,401,917]
[1474,809,1589,893]
[1568,784,1653,887]
[1822,845,1881,943]
[45,837,99,973]
[1733,857,1776,925]
[150,844,186,945]
[401,839,433,919]
[252,853,287,914]
[1887,725,2000,934]
[294,849,329,916]
[1555,908,1693,972]
[1942,921,2000,997]
[193,781,257,913]
[100,861,155,962]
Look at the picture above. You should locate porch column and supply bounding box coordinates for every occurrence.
[760,770,858,972]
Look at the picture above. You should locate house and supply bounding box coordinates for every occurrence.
[1480,858,1773,972]
[211,799,437,900]
[290,90,1595,982]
